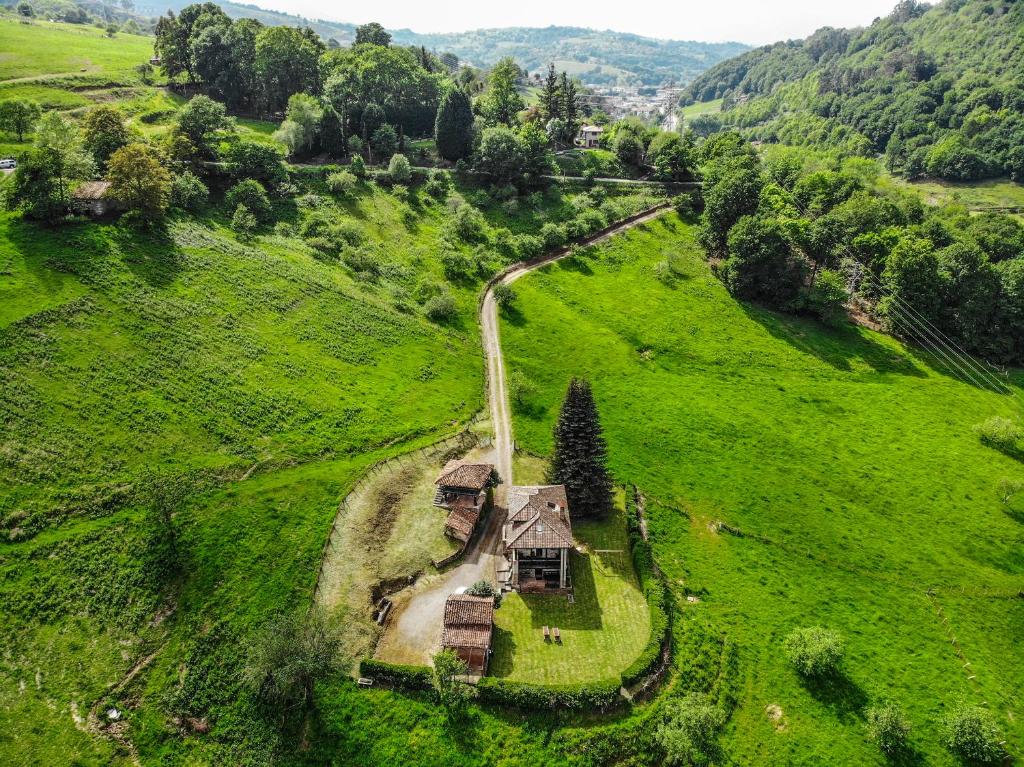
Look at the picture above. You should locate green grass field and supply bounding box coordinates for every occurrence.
[501,214,1024,765]
[492,502,650,684]
[895,176,1024,211]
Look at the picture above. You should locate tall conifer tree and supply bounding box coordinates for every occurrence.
[547,378,613,517]
[540,63,561,121]
[434,87,475,161]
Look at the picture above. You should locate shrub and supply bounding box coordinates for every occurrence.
[441,249,476,282]
[866,700,911,756]
[424,169,451,199]
[784,626,844,678]
[170,171,209,212]
[425,293,458,323]
[231,204,257,238]
[578,208,608,235]
[656,693,725,767]
[448,203,487,242]
[802,269,849,325]
[540,222,567,250]
[511,234,544,260]
[465,580,502,608]
[343,247,382,277]
[388,153,412,184]
[326,170,357,197]
[349,154,366,178]
[943,705,1005,765]
[358,659,432,690]
[508,369,536,407]
[493,282,517,308]
[225,179,271,222]
[974,416,1022,453]
[673,194,695,219]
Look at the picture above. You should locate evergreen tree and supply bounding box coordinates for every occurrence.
[560,72,580,136]
[547,378,613,518]
[434,87,474,161]
[540,63,561,121]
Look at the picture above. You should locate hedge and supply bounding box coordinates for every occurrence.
[476,676,622,711]
[359,658,432,691]
[620,488,672,689]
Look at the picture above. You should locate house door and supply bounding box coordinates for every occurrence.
[534,568,544,580]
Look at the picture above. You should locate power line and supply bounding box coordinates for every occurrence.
[759,165,1020,405]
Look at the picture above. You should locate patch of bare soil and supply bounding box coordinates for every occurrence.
[765,703,787,732]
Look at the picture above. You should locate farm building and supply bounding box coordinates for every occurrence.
[441,593,494,675]
[502,485,574,593]
[434,460,494,542]
[71,181,119,217]
[575,125,604,149]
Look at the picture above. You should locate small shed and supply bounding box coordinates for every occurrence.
[441,593,494,675]
[434,460,494,542]
[71,181,118,217]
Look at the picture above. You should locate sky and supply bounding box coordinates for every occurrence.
[245,0,909,45]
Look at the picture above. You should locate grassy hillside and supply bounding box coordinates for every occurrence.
[0,155,664,763]
[682,0,1024,181]
[502,214,1024,764]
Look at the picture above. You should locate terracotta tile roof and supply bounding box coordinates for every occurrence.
[504,485,574,550]
[444,593,494,626]
[73,181,111,200]
[435,460,494,491]
[442,594,494,648]
[441,624,492,650]
[445,506,480,538]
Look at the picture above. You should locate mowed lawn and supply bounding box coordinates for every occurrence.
[491,503,650,684]
[501,214,1024,764]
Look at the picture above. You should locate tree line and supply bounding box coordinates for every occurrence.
[698,133,1024,364]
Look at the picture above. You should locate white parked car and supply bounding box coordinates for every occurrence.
[0,159,16,170]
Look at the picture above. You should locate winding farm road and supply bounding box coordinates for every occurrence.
[481,203,671,488]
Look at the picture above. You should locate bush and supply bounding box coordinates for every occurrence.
[866,700,911,756]
[231,204,257,238]
[424,169,451,199]
[358,658,432,690]
[326,170,357,197]
[802,269,849,325]
[784,626,844,678]
[465,580,502,608]
[943,705,1005,765]
[475,677,621,711]
[441,249,476,282]
[673,194,695,219]
[425,293,458,323]
[225,179,271,222]
[540,222,567,250]
[974,416,1022,453]
[511,234,544,260]
[656,693,725,767]
[170,171,209,212]
[349,154,366,178]
[493,282,516,308]
[388,153,412,184]
[448,202,487,243]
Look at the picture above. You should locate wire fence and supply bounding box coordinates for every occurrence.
[310,411,489,605]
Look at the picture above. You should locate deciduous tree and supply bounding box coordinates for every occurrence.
[106,143,172,218]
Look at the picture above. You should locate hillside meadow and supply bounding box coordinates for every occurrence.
[501,213,1024,765]
[0,159,664,763]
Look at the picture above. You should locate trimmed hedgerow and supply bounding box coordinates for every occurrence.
[359,659,432,691]
[476,676,622,711]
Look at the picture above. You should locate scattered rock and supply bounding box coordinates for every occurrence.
[106,707,121,721]
[765,703,786,732]
[686,595,701,604]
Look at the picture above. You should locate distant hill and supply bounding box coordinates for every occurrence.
[682,0,1024,180]
[139,0,749,85]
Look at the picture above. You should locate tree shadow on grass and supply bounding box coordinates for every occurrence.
[518,554,603,631]
[555,254,594,276]
[739,301,928,378]
[801,671,868,724]
[115,222,185,288]
[499,303,527,328]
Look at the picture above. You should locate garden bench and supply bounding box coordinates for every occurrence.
[553,627,561,643]
[357,677,374,688]
[543,625,550,641]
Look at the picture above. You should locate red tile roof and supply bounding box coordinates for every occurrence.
[435,460,493,491]
[503,485,574,550]
[442,594,494,650]
[445,506,480,538]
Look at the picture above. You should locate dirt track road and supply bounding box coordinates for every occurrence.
[480,204,670,488]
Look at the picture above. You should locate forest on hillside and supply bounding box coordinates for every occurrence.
[683,0,1024,182]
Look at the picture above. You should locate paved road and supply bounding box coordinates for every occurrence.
[374,205,670,666]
